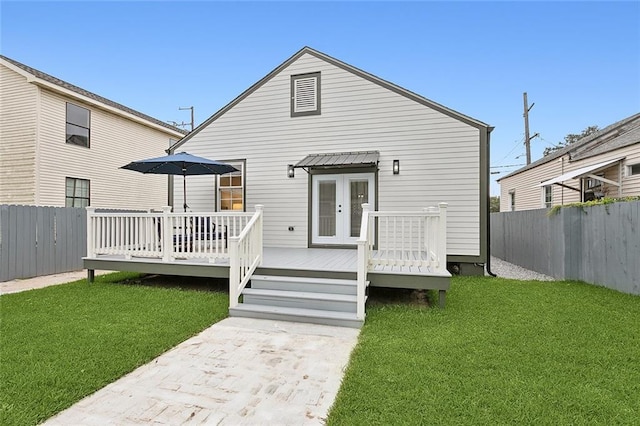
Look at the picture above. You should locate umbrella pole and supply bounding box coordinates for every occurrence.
[183,174,187,212]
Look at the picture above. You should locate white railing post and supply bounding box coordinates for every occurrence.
[438,203,448,272]
[229,236,240,308]
[356,203,370,321]
[161,206,172,262]
[255,204,264,265]
[86,207,96,258]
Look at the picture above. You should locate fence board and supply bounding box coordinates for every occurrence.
[0,205,88,282]
[0,206,10,282]
[491,201,640,295]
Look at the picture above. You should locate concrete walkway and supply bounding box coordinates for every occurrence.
[44,317,359,425]
[0,270,112,295]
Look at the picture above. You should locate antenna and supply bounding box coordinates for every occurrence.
[168,106,195,132]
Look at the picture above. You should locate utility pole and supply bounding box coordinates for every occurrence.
[179,106,194,131]
[522,92,539,165]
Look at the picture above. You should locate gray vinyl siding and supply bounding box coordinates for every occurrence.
[175,53,481,256]
[0,64,37,204]
[36,89,171,209]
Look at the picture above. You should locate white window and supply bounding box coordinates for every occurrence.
[291,72,320,117]
[543,185,552,208]
[218,161,245,211]
[65,177,90,207]
[66,103,90,148]
[509,190,516,211]
[627,163,640,176]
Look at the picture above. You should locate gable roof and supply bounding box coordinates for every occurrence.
[498,112,640,181]
[0,55,187,137]
[170,46,491,152]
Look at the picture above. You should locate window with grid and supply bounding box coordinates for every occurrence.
[291,72,321,117]
[66,103,90,147]
[65,177,90,208]
[543,185,552,208]
[218,161,244,211]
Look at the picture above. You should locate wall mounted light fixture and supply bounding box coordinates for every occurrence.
[393,159,400,175]
[287,164,295,178]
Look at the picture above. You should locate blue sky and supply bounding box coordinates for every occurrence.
[2,1,639,195]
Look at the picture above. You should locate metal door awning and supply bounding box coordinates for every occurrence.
[538,158,623,188]
[294,151,380,171]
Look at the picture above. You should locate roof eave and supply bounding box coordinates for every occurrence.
[1,57,186,138]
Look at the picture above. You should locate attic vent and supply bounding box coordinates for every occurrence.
[291,72,321,117]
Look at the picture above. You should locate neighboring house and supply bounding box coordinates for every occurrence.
[498,113,640,211]
[0,55,187,209]
[168,46,493,274]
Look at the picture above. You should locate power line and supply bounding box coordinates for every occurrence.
[490,164,525,169]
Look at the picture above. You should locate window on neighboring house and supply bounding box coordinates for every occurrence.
[509,190,516,211]
[66,103,90,147]
[218,161,245,211]
[65,177,90,207]
[543,185,553,208]
[628,163,640,176]
[291,72,321,117]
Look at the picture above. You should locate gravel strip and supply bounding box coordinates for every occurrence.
[487,256,555,281]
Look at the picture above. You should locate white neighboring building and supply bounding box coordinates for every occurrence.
[0,55,186,209]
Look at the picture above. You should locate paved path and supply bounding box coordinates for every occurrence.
[44,317,359,425]
[0,270,113,295]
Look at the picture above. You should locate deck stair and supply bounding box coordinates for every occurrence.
[229,274,367,328]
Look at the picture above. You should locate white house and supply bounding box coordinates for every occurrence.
[83,47,492,327]
[498,113,640,211]
[0,55,187,210]
[169,46,493,275]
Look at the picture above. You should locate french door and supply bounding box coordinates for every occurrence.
[311,173,375,245]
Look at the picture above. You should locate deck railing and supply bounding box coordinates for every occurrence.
[86,207,254,262]
[229,205,264,308]
[356,202,448,320]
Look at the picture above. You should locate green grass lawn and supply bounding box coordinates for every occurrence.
[328,277,640,425]
[0,273,228,426]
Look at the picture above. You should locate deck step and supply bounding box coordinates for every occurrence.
[242,288,359,313]
[229,304,364,329]
[250,274,362,295]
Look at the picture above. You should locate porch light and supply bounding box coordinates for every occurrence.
[288,164,295,178]
[393,159,400,175]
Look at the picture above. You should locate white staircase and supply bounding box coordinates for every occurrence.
[228,275,367,328]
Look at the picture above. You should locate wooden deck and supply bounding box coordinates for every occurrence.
[84,247,450,290]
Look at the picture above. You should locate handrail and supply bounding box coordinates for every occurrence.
[86,207,254,262]
[228,205,264,309]
[366,203,448,273]
[355,203,371,320]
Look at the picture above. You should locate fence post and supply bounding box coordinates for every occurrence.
[438,203,448,272]
[229,236,240,308]
[161,206,172,262]
[86,207,95,258]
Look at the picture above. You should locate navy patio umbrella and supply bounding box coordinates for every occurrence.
[121,152,238,212]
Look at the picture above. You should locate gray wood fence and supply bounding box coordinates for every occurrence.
[0,205,87,282]
[491,201,640,295]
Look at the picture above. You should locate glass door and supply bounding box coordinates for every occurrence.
[312,173,374,245]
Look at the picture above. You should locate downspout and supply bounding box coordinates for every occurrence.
[485,126,497,277]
